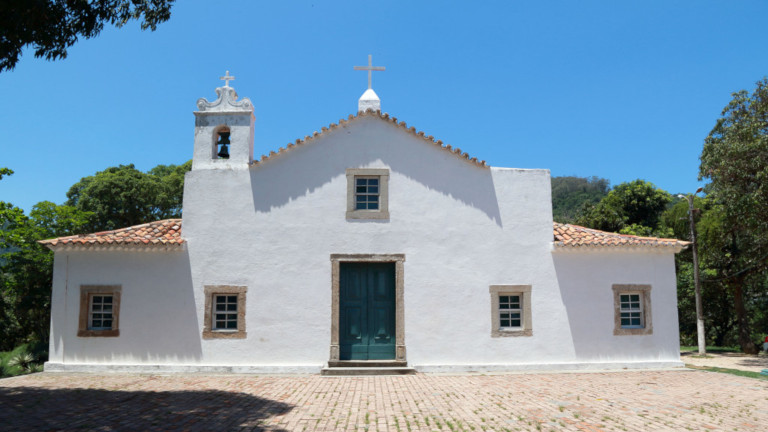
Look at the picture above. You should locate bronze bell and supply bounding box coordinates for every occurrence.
[217,131,230,159]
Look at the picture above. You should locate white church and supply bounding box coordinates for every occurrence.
[41,61,688,374]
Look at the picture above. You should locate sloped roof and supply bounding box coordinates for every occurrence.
[252,109,489,168]
[40,219,687,253]
[553,222,689,251]
[39,219,184,251]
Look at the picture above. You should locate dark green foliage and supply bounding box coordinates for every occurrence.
[551,176,610,223]
[0,200,93,350]
[66,162,190,231]
[0,0,174,72]
[575,179,671,235]
[665,193,768,350]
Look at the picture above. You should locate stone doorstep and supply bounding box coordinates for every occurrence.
[320,367,416,376]
[322,360,415,375]
[327,360,407,368]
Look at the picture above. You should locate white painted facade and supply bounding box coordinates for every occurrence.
[45,83,684,373]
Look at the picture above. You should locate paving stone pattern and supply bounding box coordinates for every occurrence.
[1,370,767,431]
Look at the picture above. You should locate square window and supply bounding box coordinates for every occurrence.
[346,168,389,219]
[89,295,114,330]
[213,295,239,331]
[613,285,652,336]
[489,285,532,337]
[78,285,121,337]
[203,285,247,339]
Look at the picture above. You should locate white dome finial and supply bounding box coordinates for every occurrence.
[358,88,381,112]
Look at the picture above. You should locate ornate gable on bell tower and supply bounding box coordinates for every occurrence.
[192,71,255,170]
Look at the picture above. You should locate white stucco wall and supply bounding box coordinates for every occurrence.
[552,250,681,362]
[47,115,682,373]
[48,250,199,366]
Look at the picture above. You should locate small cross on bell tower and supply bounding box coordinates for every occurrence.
[219,71,235,87]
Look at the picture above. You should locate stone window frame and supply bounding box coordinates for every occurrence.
[202,285,247,339]
[78,285,121,337]
[345,168,390,220]
[489,285,532,337]
[612,284,653,336]
[329,254,405,361]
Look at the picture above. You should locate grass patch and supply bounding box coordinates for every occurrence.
[686,364,768,381]
[680,346,741,353]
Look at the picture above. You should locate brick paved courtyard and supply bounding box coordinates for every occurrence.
[1,370,767,431]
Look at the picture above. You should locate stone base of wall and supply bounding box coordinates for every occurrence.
[45,360,684,375]
[414,360,685,373]
[44,362,322,375]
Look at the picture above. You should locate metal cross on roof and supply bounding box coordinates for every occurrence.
[219,70,235,87]
[353,55,385,90]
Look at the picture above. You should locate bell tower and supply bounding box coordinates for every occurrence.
[192,71,254,170]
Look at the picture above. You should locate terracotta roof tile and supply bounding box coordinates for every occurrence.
[40,219,184,251]
[41,219,686,252]
[553,222,689,250]
[252,109,488,168]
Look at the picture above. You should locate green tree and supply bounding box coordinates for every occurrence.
[1,170,94,350]
[551,176,610,223]
[699,78,768,353]
[66,162,190,231]
[1,0,174,72]
[575,179,671,234]
[661,196,744,347]
[148,160,192,219]
[1,160,190,351]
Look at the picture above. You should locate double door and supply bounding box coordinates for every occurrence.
[339,262,396,360]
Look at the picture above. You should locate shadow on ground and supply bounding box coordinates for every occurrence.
[0,386,293,431]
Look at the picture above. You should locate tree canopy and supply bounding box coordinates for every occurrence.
[575,179,671,235]
[0,0,174,72]
[551,176,610,223]
[66,161,190,231]
[1,161,190,351]
[701,77,768,238]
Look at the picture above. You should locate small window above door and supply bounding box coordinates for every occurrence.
[346,168,389,220]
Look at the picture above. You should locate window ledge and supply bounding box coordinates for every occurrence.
[78,329,120,338]
[346,210,390,220]
[202,330,247,340]
[491,329,532,338]
[613,327,652,336]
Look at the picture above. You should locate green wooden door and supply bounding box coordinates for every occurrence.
[339,262,396,360]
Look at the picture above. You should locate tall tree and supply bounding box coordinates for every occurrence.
[1,0,174,72]
[700,78,768,354]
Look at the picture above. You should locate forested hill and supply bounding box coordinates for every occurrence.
[551,176,610,223]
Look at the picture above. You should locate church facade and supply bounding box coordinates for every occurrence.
[42,74,688,373]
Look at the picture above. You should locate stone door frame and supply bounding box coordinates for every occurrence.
[330,254,406,362]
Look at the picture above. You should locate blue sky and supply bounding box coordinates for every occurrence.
[1,1,767,213]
